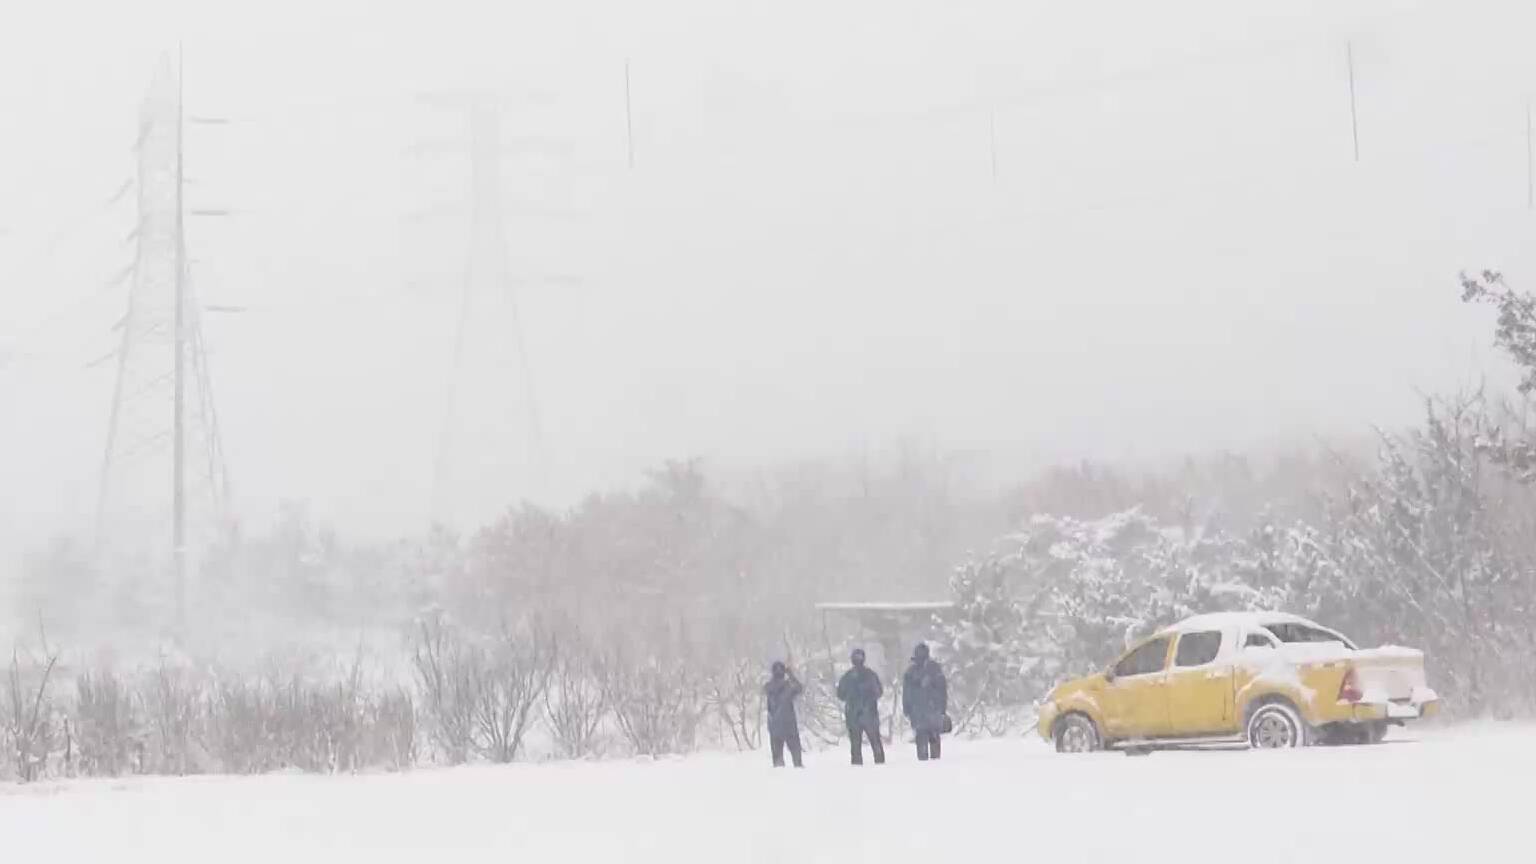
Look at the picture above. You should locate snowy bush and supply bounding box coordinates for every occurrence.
[141,657,207,775]
[3,645,58,782]
[541,629,609,759]
[932,392,1536,721]
[704,656,764,751]
[464,625,556,764]
[938,507,1280,724]
[775,632,847,747]
[410,616,478,765]
[73,670,141,776]
[409,615,556,765]
[600,648,703,757]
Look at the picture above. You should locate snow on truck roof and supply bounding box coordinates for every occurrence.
[1156,611,1317,635]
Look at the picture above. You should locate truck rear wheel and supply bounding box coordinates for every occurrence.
[1247,701,1305,750]
[1363,721,1388,744]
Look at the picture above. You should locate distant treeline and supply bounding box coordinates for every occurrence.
[5,272,1536,780]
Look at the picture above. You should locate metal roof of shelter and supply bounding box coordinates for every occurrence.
[814,601,954,612]
[815,602,955,637]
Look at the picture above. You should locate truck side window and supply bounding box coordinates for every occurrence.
[1265,623,1352,647]
[1114,637,1171,678]
[1175,631,1222,666]
[1245,632,1275,649]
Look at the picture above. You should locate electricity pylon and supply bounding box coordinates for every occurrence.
[96,55,229,634]
[415,92,555,528]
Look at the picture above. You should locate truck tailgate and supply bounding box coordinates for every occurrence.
[1352,646,1433,703]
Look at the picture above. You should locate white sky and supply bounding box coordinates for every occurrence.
[2,0,1533,548]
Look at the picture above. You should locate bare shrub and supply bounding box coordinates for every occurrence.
[601,649,702,757]
[306,656,415,773]
[410,616,478,764]
[5,644,59,782]
[952,695,1030,738]
[206,675,277,773]
[367,688,417,770]
[409,616,557,764]
[466,625,556,763]
[196,654,420,776]
[141,658,204,775]
[541,630,608,759]
[324,660,368,773]
[704,656,762,751]
[780,634,844,746]
[74,670,141,776]
[275,676,345,773]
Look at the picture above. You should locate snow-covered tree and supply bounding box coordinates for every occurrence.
[938,508,1284,720]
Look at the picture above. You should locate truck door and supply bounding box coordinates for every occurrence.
[1102,636,1173,739]
[1164,629,1236,735]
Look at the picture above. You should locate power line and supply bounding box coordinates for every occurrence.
[988,110,999,181]
[0,189,134,340]
[1347,41,1361,163]
[625,59,636,170]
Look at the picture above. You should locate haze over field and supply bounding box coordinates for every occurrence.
[5,0,1535,551]
[10,11,1536,863]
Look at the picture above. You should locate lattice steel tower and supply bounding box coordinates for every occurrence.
[96,56,228,633]
[424,94,547,529]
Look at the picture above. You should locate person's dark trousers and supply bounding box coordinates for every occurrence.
[770,730,803,767]
[848,722,885,765]
[916,731,942,761]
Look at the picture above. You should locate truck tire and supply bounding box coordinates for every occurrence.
[1246,701,1306,750]
[1054,714,1101,753]
[1363,721,1388,744]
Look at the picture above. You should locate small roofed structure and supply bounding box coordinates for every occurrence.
[816,600,955,675]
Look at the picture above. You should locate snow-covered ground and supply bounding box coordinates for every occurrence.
[4,723,1529,863]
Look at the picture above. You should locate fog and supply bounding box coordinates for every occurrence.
[9,0,1536,798]
[3,0,1534,548]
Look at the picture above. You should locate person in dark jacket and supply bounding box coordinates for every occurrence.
[902,642,948,761]
[836,648,885,765]
[763,661,804,768]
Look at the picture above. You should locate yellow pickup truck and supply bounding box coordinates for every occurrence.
[1037,612,1439,752]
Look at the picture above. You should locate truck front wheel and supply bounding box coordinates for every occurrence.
[1054,714,1101,753]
